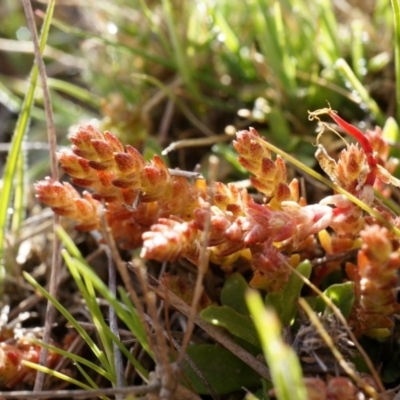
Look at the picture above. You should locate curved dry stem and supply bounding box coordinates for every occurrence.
[298,298,379,400]
[146,272,271,381]
[177,155,220,363]
[287,261,384,395]
[98,209,155,369]
[21,0,60,392]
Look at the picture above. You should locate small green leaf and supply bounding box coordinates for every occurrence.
[315,282,355,318]
[200,305,260,347]
[265,260,312,325]
[183,344,261,395]
[221,272,249,315]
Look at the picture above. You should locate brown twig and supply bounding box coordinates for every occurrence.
[20,0,60,393]
[286,260,385,395]
[105,246,124,398]
[98,209,155,363]
[299,298,379,400]
[146,273,271,381]
[162,134,232,155]
[177,155,219,363]
[131,257,175,398]
[0,384,160,399]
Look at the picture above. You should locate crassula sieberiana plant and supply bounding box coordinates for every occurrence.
[35,107,400,337]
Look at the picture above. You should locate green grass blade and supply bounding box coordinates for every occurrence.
[272,2,296,91]
[50,16,175,70]
[318,0,340,63]
[162,0,199,99]
[23,272,109,373]
[74,362,101,392]
[118,288,154,358]
[0,0,55,282]
[250,0,287,89]
[22,360,96,391]
[71,257,149,380]
[11,152,26,232]
[30,339,112,381]
[391,0,400,122]
[47,78,100,108]
[212,8,240,54]
[62,249,114,378]
[335,58,385,124]
[56,226,151,378]
[246,290,307,400]
[137,0,172,53]
[351,20,366,81]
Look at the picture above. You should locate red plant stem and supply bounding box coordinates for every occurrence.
[327,110,377,185]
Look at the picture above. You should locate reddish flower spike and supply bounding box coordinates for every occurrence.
[309,107,378,186]
[327,110,377,186]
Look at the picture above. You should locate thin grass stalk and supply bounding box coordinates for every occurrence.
[46,78,100,108]
[30,339,112,380]
[132,73,215,136]
[392,0,400,123]
[23,361,96,391]
[273,1,297,92]
[351,20,366,81]
[0,384,160,400]
[298,299,378,399]
[335,58,385,124]
[161,0,199,100]
[178,155,218,363]
[73,363,101,391]
[21,4,58,181]
[251,0,288,90]
[286,262,384,394]
[23,271,113,374]
[54,229,151,368]
[98,212,158,364]
[137,0,172,53]
[67,255,147,382]
[146,273,271,380]
[106,247,124,396]
[318,0,340,62]
[0,1,54,287]
[11,153,25,232]
[64,252,114,376]
[132,259,176,394]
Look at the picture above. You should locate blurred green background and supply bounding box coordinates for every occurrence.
[0,0,396,179]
